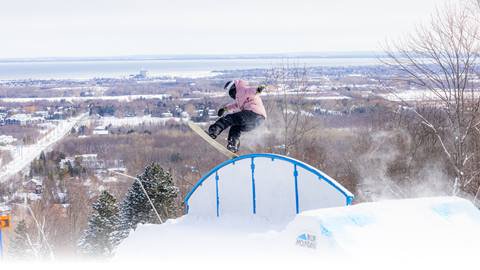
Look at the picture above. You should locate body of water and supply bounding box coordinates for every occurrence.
[0,57,382,80]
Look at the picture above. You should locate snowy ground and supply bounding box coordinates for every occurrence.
[0,112,89,182]
[2,197,479,269]
[378,89,480,102]
[114,196,480,268]
[99,115,186,127]
[0,94,170,103]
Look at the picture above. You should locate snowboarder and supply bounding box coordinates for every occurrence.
[208,79,267,153]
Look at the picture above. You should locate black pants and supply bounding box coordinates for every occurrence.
[210,110,265,144]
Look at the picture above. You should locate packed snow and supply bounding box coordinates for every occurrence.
[115,196,480,268]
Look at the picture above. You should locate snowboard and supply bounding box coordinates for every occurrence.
[187,121,239,159]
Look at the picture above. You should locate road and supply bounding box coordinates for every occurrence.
[0,112,89,183]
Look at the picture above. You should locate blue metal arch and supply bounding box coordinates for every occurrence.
[184,153,354,213]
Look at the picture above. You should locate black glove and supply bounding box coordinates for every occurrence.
[217,107,226,117]
[257,85,266,93]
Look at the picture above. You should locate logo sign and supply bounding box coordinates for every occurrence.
[0,215,10,229]
[296,233,317,249]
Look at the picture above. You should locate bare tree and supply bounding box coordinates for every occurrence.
[385,2,480,196]
[265,64,319,155]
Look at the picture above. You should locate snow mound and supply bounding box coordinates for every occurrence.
[115,197,480,268]
[284,196,480,255]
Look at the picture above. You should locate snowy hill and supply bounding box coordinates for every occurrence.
[115,196,480,268]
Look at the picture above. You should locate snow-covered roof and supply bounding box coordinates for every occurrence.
[23,178,43,186]
[93,129,109,135]
[0,135,17,145]
[15,192,41,201]
[74,154,97,158]
[7,113,44,122]
[0,204,11,213]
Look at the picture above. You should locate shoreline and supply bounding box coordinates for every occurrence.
[0,57,384,81]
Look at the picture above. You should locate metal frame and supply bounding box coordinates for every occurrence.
[184,153,354,215]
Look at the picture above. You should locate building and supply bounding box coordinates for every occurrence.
[0,135,17,146]
[5,114,45,125]
[131,69,148,79]
[51,111,66,120]
[74,154,105,169]
[22,178,43,194]
[59,157,75,169]
[80,90,95,97]
[34,110,50,118]
[93,126,109,135]
[160,112,173,118]
[0,112,7,125]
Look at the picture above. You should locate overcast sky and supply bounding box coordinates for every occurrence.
[0,0,442,58]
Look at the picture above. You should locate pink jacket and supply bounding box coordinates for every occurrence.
[225,80,267,118]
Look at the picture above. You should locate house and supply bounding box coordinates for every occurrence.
[0,112,7,125]
[22,178,43,194]
[5,114,45,125]
[13,192,41,202]
[0,135,17,146]
[80,90,95,97]
[93,126,109,135]
[51,111,66,120]
[207,109,216,116]
[0,204,11,216]
[107,167,127,175]
[34,110,50,118]
[74,154,105,169]
[59,157,75,169]
[160,112,173,118]
[106,159,127,174]
[130,69,148,79]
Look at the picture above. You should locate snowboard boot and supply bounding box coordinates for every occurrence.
[226,138,240,153]
[207,125,221,139]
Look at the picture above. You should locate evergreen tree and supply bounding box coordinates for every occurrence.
[78,191,120,257]
[9,219,34,260]
[117,163,179,241]
[39,151,46,163]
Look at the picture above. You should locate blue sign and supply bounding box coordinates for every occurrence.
[0,229,3,259]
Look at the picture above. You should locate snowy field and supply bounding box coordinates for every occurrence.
[379,90,480,102]
[0,94,170,103]
[305,95,351,100]
[0,112,89,182]
[148,70,219,78]
[99,115,186,127]
[263,90,351,100]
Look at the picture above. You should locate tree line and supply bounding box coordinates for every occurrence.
[8,162,179,260]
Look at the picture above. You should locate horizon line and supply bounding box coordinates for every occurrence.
[0,51,389,63]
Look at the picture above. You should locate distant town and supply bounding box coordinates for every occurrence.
[0,61,461,256]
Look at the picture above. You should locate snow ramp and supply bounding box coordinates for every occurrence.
[184,153,354,223]
[115,196,480,267]
[115,154,480,266]
[283,196,480,253]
